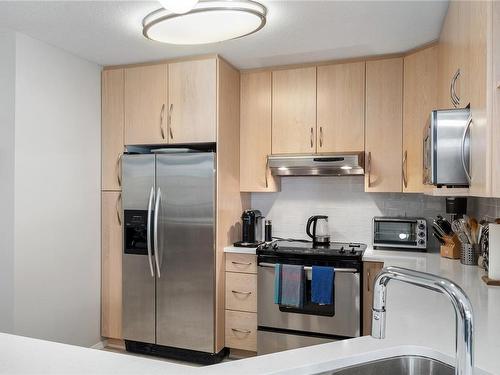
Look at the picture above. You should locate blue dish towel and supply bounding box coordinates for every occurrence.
[274,264,282,304]
[311,266,335,305]
[279,264,305,308]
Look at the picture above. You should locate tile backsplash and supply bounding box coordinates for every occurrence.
[470,197,500,222]
[251,176,446,251]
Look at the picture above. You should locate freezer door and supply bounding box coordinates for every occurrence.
[155,153,215,352]
[122,154,156,344]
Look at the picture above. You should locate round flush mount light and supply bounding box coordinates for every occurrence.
[143,0,267,45]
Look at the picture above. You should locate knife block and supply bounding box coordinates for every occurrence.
[440,234,461,259]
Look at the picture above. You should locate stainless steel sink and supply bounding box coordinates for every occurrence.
[317,356,454,375]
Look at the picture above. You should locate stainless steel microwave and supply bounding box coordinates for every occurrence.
[373,217,427,250]
[423,108,471,187]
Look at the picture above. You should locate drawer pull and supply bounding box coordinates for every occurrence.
[232,290,252,295]
[231,261,252,266]
[231,328,251,334]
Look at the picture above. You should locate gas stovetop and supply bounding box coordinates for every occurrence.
[257,239,366,259]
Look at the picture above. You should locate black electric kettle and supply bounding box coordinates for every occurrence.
[306,215,330,246]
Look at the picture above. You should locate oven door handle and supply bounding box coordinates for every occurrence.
[258,262,358,273]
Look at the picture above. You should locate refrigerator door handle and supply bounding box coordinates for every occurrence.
[146,186,155,277]
[154,187,162,278]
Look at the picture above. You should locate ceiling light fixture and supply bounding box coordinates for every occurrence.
[158,0,199,14]
[143,0,267,45]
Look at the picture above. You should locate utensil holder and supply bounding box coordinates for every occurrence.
[460,243,481,266]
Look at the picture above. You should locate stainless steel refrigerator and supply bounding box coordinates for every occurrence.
[121,151,221,363]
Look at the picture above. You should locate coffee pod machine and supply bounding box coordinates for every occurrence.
[234,209,264,247]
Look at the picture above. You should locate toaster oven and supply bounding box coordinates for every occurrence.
[373,217,427,250]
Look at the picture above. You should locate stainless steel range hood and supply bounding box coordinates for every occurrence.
[268,152,365,176]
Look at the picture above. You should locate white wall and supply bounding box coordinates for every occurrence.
[0,29,16,334]
[252,177,445,251]
[12,33,101,346]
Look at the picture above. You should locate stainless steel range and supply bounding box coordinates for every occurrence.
[257,240,366,355]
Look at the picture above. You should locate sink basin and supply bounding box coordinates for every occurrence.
[317,355,454,375]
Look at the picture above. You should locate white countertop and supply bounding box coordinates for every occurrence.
[224,245,257,254]
[2,248,498,374]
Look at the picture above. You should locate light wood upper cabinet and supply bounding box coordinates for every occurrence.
[403,46,438,193]
[317,62,365,152]
[240,71,279,192]
[492,1,500,197]
[272,67,317,154]
[365,58,403,192]
[124,64,167,145]
[101,191,123,340]
[102,69,124,191]
[168,58,217,144]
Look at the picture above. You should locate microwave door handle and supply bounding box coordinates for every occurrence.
[146,186,155,278]
[154,187,161,278]
[461,115,472,184]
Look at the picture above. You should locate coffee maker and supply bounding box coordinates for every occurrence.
[306,215,330,246]
[234,210,264,247]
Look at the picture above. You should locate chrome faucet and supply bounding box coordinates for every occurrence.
[371,266,474,375]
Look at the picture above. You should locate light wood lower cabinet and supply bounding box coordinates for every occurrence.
[403,46,438,193]
[225,310,257,352]
[101,192,123,339]
[365,58,404,192]
[225,253,257,352]
[240,71,279,192]
[102,69,124,191]
[362,261,384,336]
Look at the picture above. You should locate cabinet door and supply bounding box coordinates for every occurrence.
[403,46,438,193]
[124,64,167,145]
[240,71,279,192]
[101,192,123,339]
[317,62,365,152]
[362,261,384,336]
[272,67,317,154]
[438,1,460,109]
[467,0,491,196]
[492,1,500,197]
[365,58,403,192]
[102,69,124,191]
[168,58,217,144]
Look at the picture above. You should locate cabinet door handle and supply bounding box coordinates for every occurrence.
[367,152,372,188]
[160,104,165,139]
[450,69,460,108]
[168,104,174,140]
[319,126,323,148]
[232,290,252,295]
[265,157,269,188]
[367,270,371,292]
[231,328,251,334]
[115,193,122,226]
[231,261,252,266]
[116,152,122,187]
[310,127,314,148]
[402,150,408,189]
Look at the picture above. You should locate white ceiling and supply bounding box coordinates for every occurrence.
[0,1,449,69]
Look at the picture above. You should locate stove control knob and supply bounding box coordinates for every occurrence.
[339,246,345,254]
[418,223,426,230]
[350,247,357,254]
[418,231,426,238]
[418,239,426,246]
[272,243,278,250]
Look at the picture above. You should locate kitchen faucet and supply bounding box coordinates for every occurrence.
[371,266,474,375]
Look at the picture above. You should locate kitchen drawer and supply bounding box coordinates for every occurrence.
[225,272,257,312]
[225,253,257,274]
[225,310,257,352]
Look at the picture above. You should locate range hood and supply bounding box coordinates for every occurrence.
[268,152,365,176]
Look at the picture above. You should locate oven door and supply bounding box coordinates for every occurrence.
[257,262,360,338]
